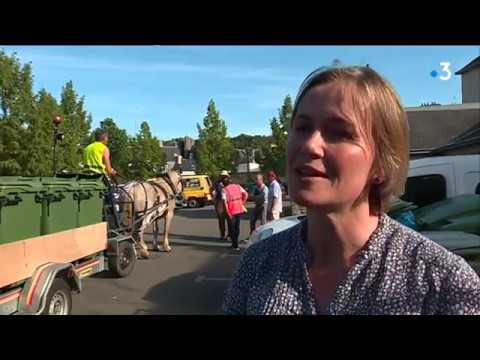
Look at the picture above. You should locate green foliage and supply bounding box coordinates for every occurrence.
[56,81,91,172]
[0,50,33,175]
[93,117,132,177]
[259,95,293,176]
[22,89,60,176]
[195,100,234,178]
[0,49,167,181]
[127,121,166,180]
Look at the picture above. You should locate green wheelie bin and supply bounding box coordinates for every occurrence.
[75,177,106,227]
[0,177,44,245]
[39,177,80,235]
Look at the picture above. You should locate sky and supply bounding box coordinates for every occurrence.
[1,45,479,140]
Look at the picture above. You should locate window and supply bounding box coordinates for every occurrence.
[184,178,201,188]
[401,174,447,207]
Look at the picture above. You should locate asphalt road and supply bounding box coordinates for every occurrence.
[72,204,258,315]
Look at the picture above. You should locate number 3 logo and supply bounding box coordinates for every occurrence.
[439,62,452,81]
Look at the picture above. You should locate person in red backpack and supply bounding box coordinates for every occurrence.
[222,175,248,251]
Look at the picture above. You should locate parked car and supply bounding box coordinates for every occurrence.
[403,154,480,207]
[392,195,480,236]
[180,174,213,208]
[248,195,480,258]
[175,194,187,208]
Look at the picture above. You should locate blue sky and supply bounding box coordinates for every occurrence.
[1,45,479,140]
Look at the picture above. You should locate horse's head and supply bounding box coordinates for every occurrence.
[167,170,183,194]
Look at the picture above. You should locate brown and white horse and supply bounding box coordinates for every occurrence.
[118,170,183,259]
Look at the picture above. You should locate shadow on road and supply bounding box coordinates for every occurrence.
[143,232,224,244]
[139,245,243,314]
[175,208,218,220]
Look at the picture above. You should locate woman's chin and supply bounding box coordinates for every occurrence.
[290,191,331,208]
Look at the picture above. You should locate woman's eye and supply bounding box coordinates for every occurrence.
[325,128,354,140]
[294,123,310,132]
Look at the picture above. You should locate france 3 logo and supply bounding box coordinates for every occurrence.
[430,62,452,81]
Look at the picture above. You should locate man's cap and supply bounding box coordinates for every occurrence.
[220,170,230,177]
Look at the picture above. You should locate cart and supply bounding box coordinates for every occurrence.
[0,174,137,315]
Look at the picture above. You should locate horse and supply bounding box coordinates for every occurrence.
[117,170,183,259]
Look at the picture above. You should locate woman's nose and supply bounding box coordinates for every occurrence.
[302,130,325,158]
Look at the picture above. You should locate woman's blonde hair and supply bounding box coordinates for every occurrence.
[292,66,410,213]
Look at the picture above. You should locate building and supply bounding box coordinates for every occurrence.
[456,56,480,103]
[407,56,480,158]
[160,137,197,173]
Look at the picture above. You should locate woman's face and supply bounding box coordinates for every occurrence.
[287,82,375,210]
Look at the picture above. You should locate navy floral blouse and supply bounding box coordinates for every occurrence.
[223,214,480,315]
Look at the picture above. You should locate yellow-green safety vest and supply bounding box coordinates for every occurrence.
[83,141,107,174]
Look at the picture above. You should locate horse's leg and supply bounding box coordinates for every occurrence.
[161,204,174,252]
[152,218,159,251]
[153,217,162,252]
[136,220,150,259]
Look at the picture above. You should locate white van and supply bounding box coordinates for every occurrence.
[402,155,480,207]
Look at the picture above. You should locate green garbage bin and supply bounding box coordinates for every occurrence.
[76,178,106,227]
[0,177,44,245]
[40,177,80,235]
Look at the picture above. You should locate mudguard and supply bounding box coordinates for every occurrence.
[16,262,80,315]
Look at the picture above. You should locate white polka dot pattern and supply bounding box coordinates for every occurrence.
[223,214,480,315]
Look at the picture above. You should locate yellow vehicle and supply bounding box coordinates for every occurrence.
[181,175,213,208]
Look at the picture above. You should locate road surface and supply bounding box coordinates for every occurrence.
[73,203,267,314]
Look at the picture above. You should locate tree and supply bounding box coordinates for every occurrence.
[90,117,133,177]
[22,89,61,176]
[0,50,35,175]
[128,121,166,180]
[259,95,293,177]
[195,100,234,179]
[56,81,91,172]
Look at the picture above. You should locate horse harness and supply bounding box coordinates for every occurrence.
[137,173,178,220]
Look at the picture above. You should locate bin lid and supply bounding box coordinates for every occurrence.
[77,180,106,190]
[40,177,81,191]
[0,177,45,193]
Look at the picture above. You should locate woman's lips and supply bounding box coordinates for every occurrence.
[294,165,328,178]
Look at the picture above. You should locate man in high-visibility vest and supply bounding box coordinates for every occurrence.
[83,130,117,177]
[84,130,120,227]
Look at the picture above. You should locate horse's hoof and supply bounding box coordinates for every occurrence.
[138,249,150,259]
[153,245,162,252]
[161,246,172,253]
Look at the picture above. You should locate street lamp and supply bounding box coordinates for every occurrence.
[52,115,64,176]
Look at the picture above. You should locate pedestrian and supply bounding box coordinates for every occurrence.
[223,65,480,314]
[250,174,269,234]
[222,175,248,251]
[266,170,283,221]
[213,170,232,242]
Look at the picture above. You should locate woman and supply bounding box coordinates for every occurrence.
[223,66,480,315]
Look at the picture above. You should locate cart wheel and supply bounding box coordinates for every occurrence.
[42,278,72,315]
[109,241,136,278]
[188,198,199,208]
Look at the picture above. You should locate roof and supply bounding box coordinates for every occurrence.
[405,103,480,112]
[406,104,480,150]
[162,145,180,162]
[455,56,480,75]
[431,122,480,155]
[409,154,480,167]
